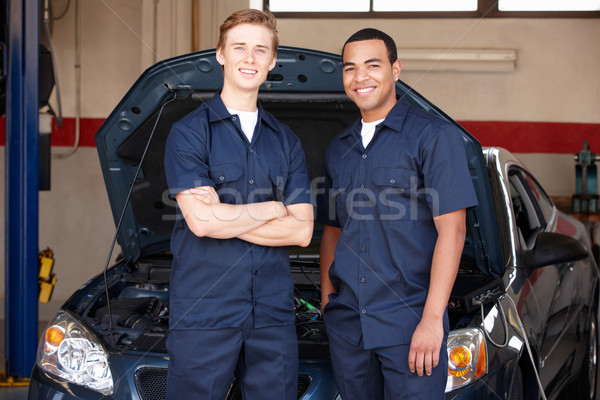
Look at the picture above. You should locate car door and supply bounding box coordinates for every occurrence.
[508,167,580,390]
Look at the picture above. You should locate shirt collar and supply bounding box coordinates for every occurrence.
[340,99,410,139]
[205,92,281,134]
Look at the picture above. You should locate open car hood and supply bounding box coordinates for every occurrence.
[95,46,503,277]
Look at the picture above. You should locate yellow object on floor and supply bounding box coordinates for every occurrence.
[0,371,29,387]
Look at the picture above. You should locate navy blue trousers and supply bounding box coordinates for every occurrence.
[166,313,298,400]
[328,329,448,400]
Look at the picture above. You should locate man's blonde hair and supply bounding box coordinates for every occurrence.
[217,9,279,53]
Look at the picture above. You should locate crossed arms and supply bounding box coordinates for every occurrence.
[175,186,314,247]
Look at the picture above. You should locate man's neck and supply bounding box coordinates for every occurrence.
[220,85,259,112]
[360,98,396,123]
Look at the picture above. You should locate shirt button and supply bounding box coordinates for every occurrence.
[360,184,365,189]
[249,148,254,154]
[360,215,365,220]
[360,246,366,252]
[361,309,367,314]
[249,179,254,185]
[232,116,237,121]
[390,179,395,184]
[219,176,225,181]
[254,270,258,276]
[360,277,366,283]
[362,154,367,159]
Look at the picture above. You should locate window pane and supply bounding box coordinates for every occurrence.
[523,173,555,224]
[374,0,477,11]
[499,0,600,11]
[269,0,369,12]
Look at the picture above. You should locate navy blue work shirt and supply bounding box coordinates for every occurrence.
[316,99,478,349]
[164,93,312,330]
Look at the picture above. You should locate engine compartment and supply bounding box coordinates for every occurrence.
[72,252,490,358]
[75,255,330,357]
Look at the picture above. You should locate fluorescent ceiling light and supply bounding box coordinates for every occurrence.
[398,49,517,72]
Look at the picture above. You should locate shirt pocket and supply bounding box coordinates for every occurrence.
[371,167,416,221]
[209,163,243,204]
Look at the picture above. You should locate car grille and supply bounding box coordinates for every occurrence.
[135,367,312,400]
[226,374,312,400]
[136,367,167,400]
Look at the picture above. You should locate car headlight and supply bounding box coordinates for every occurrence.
[445,328,487,392]
[36,310,113,395]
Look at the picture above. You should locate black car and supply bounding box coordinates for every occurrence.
[28,46,598,400]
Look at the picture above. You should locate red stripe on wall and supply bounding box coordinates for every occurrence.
[1,116,599,154]
[458,121,600,154]
[0,116,105,147]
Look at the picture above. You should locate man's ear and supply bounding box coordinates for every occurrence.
[216,47,225,66]
[268,52,277,71]
[392,59,402,81]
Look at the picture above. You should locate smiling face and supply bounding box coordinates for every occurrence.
[342,39,401,122]
[216,23,277,104]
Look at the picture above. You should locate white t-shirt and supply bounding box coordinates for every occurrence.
[228,108,258,142]
[360,118,385,148]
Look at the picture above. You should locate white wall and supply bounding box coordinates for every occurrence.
[2,0,599,308]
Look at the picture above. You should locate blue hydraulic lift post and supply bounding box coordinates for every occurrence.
[5,0,40,378]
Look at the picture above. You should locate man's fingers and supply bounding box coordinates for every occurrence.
[409,345,425,377]
[408,348,417,373]
[189,186,220,204]
[415,351,425,377]
[424,351,433,376]
[195,195,213,204]
[432,351,440,368]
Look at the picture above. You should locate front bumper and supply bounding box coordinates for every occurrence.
[28,357,339,400]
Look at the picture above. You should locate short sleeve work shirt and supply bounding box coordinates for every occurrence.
[164,93,312,330]
[316,100,478,349]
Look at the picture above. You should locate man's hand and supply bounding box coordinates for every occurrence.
[408,315,444,377]
[189,186,220,205]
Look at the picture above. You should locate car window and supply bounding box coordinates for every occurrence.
[522,173,555,224]
[509,168,545,249]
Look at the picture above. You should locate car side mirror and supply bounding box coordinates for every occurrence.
[523,231,589,271]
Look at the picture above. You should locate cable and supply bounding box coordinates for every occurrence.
[43,19,63,127]
[102,93,177,330]
[51,0,72,20]
[505,294,548,400]
[53,0,81,159]
[299,263,321,294]
[477,298,509,348]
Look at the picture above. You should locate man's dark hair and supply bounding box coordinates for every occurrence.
[342,28,398,65]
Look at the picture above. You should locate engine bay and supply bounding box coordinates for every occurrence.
[75,255,329,357]
[73,254,493,360]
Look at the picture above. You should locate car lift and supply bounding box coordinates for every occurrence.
[3,0,40,382]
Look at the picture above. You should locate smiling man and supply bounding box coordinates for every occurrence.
[317,28,478,399]
[163,9,313,400]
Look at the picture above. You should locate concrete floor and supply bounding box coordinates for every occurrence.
[0,304,56,400]
[0,318,48,400]
[0,386,29,400]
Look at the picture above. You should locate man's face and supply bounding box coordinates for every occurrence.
[216,23,277,93]
[342,39,401,122]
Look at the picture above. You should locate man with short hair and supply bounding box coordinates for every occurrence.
[317,28,478,399]
[164,9,313,400]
